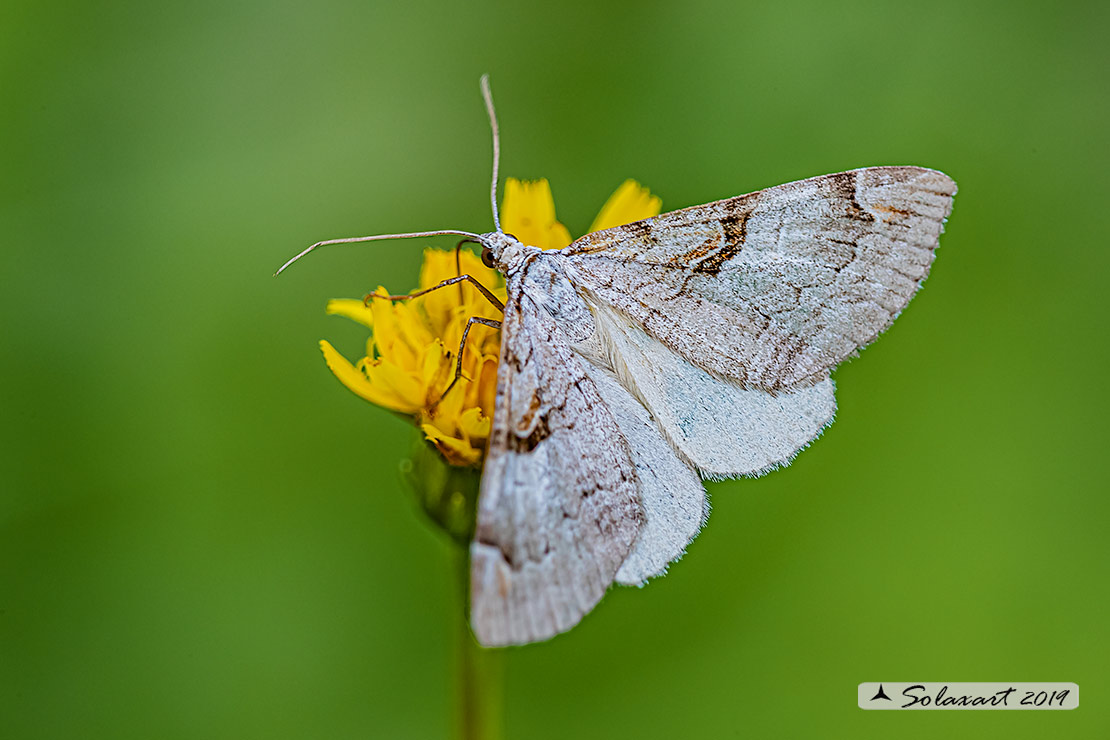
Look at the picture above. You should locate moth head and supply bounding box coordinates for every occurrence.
[479,230,527,271]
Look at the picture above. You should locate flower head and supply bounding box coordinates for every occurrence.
[320,178,660,467]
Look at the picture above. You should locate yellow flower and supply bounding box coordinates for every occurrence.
[321,178,661,466]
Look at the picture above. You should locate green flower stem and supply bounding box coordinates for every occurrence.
[455,548,503,740]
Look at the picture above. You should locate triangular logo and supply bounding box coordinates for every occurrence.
[871,684,892,701]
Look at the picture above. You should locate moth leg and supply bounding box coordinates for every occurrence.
[437,316,503,404]
[454,238,484,303]
[363,274,505,313]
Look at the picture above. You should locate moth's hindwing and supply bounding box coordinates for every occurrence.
[564,166,956,390]
[580,361,707,585]
[589,303,837,479]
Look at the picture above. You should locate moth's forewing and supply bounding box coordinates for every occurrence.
[563,167,956,390]
[470,281,643,646]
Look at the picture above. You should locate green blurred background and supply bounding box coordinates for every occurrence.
[3,0,1108,737]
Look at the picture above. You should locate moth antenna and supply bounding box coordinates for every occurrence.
[480,74,502,232]
[274,229,482,276]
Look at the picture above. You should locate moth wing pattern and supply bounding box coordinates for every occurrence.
[586,302,837,480]
[470,275,644,646]
[579,361,708,586]
[563,166,957,390]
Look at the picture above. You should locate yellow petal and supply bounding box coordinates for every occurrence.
[325,299,375,329]
[457,406,491,441]
[360,356,428,412]
[320,340,414,412]
[419,339,452,397]
[366,289,404,352]
[588,179,662,233]
[417,248,460,289]
[476,354,499,419]
[421,422,483,466]
[368,289,428,368]
[430,372,467,430]
[419,251,467,333]
[501,178,572,250]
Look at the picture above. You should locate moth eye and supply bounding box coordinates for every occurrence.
[481,247,496,268]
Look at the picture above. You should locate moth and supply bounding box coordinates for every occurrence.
[277,77,956,646]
